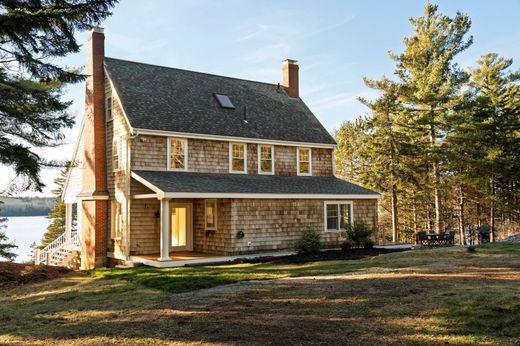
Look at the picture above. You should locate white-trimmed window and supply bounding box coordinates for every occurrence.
[112,137,121,171]
[324,201,353,231]
[105,96,113,121]
[297,147,312,176]
[168,138,188,171]
[111,201,123,239]
[229,142,247,173]
[258,145,274,174]
[205,199,217,230]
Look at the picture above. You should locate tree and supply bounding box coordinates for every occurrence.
[390,3,472,232]
[0,202,17,261]
[0,0,117,192]
[333,118,366,182]
[40,165,75,248]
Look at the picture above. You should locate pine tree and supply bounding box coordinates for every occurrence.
[333,118,367,182]
[40,165,74,248]
[389,3,472,232]
[0,0,117,192]
[0,202,17,261]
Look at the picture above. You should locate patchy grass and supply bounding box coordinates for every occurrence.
[1,243,519,345]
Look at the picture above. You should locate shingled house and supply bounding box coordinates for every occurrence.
[52,28,380,269]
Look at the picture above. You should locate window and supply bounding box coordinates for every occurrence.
[214,93,235,109]
[229,142,247,173]
[324,202,353,231]
[111,201,123,239]
[168,138,187,170]
[258,145,274,174]
[105,96,113,121]
[297,148,312,175]
[112,138,121,171]
[205,199,217,230]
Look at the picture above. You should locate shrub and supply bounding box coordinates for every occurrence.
[341,239,354,252]
[362,238,375,249]
[346,222,374,248]
[294,230,321,255]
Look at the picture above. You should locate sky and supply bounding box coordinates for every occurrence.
[3,0,519,196]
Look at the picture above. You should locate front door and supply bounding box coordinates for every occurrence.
[170,203,193,251]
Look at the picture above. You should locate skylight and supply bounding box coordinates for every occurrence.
[214,93,235,109]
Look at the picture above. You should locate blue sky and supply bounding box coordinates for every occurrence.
[4,0,519,196]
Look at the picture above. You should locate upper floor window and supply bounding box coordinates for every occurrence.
[258,145,274,174]
[111,201,123,239]
[105,96,113,121]
[113,138,121,171]
[324,202,352,231]
[297,147,312,176]
[168,138,187,171]
[229,142,247,173]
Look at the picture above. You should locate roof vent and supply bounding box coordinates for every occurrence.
[214,93,235,109]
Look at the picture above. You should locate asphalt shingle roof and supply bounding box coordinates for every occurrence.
[104,57,336,145]
[133,170,379,196]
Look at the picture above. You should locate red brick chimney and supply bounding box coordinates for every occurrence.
[282,59,299,98]
[79,27,109,269]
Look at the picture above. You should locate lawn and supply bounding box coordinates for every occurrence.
[1,243,519,345]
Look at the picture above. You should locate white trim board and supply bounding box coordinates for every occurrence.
[132,128,337,149]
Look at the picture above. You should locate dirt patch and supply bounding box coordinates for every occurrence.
[0,261,72,287]
[228,247,408,265]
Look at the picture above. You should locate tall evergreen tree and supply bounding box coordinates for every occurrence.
[0,201,17,261]
[0,0,117,192]
[39,165,74,248]
[390,3,472,232]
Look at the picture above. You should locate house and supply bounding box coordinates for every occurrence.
[47,28,380,269]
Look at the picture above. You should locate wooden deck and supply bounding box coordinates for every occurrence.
[134,251,217,261]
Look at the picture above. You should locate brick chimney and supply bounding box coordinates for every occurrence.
[79,27,109,269]
[282,59,299,98]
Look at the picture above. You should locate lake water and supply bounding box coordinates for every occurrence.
[3,216,50,262]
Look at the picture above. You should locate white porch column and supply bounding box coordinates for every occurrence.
[158,198,171,261]
[65,203,73,244]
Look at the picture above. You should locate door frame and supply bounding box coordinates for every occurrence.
[169,202,193,252]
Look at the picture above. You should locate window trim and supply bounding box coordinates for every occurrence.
[204,199,217,230]
[167,137,188,171]
[111,200,123,239]
[257,144,274,175]
[112,137,121,172]
[323,201,354,232]
[229,142,248,174]
[297,147,312,176]
[105,95,113,122]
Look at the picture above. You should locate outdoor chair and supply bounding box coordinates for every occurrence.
[416,231,429,248]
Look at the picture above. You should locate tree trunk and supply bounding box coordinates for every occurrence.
[476,201,482,227]
[490,178,496,242]
[391,184,398,243]
[458,185,465,245]
[412,195,418,234]
[429,108,441,232]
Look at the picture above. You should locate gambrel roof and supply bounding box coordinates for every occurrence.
[104,57,336,145]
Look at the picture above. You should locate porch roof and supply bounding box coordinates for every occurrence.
[132,170,381,199]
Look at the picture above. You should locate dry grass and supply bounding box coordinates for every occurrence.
[1,243,519,345]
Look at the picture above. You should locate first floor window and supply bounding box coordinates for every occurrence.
[169,138,187,170]
[325,202,352,231]
[258,145,274,174]
[111,201,123,239]
[205,199,217,230]
[298,148,311,175]
[230,143,246,173]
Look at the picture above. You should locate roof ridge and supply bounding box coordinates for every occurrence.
[104,56,285,89]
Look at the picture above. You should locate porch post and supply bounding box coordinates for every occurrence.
[65,203,72,244]
[158,198,171,261]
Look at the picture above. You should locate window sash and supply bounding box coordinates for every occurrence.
[170,138,186,170]
[113,139,120,171]
[298,148,311,175]
[231,143,246,172]
[111,202,122,239]
[325,203,352,231]
[205,200,217,230]
[105,96,113,121]
[259,145,273,173]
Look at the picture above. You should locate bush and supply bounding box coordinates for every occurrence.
[346,222,374,248]
[294,230,321,255]
[341,239,354,252]
[362,238,375,249]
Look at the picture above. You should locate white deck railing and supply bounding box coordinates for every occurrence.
[36,232,80,266]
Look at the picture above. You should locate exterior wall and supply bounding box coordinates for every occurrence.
[129,135,334,176]
[129,198,378,256]
[63,123,85,203]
